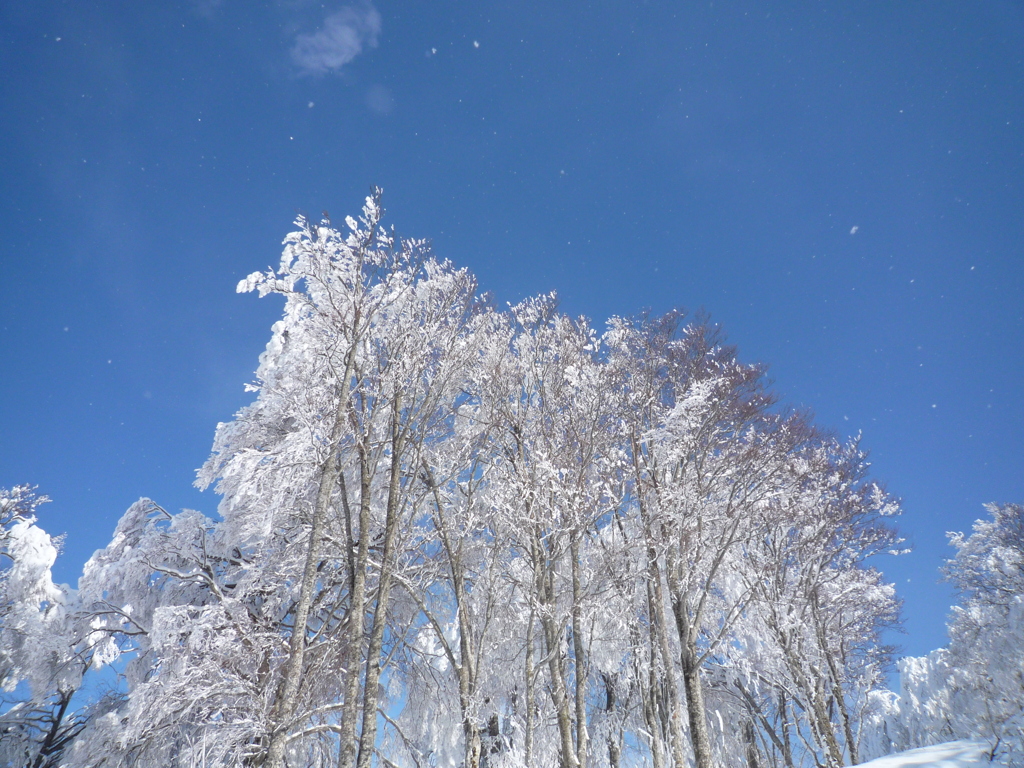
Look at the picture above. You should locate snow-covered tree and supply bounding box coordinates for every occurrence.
[0,486,95,768]
[196,190,485,768]
[735,440,901,768]
[65,499,281,768]
[607,315,806,768]
[478,296,626,768]
[605,317,903,768]
[2,486,62,693]
[31,191,907,768]
[942,502,1024,756]
[873,503,1023,766]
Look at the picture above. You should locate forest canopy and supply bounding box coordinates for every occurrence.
[1,192,1019,768]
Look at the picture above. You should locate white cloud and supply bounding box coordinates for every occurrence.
[291,4,381,75]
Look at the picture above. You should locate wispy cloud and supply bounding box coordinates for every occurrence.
[291,4,381,75]
[366,84,394,115]
[192,0,224,20]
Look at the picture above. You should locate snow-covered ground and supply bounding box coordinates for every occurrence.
[854,741,993,768]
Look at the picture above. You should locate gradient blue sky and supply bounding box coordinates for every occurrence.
[1,1,1022,660]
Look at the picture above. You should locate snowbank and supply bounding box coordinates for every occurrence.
[854,741,992,768]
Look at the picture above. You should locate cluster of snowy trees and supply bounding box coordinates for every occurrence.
[0,191,1011,768]
[864,502,1024,765]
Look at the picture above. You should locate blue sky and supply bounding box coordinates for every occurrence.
[1,1,1022,660]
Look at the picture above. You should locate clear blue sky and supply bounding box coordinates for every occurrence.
[1,1,1021,660]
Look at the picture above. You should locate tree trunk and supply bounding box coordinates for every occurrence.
[570,535,589,768]
[636,491,688,768]
[603,674,621,768]
[267,362,354,768]
[631,433,688,768]
[667,560,715,768]
[424,463,482,768]
[680,640,716,768]
[31,689,73,768]
[355,393,406,768]
[733,680,793,768]
[777,629,843,768]
[642,637,666,768]
[534,533,579,768]
[812,592,857,766]
[780,693,794,768]
[336,441,372,768]
[524,599,537,767]
[452,543,481,768]
[743,719,760,768]
[811,675,844,768]
[650,565,689,768]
